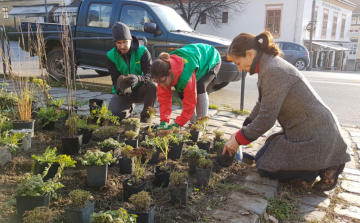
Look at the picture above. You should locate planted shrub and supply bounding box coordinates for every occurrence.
[186,145,208,159]
[122,118,140,129]
[69,189,92,209]
[190,124,200,131]
[215,141,226,150]
[129,147,153,184]
[214,130,224,141]
[37,106,66,126]
[121,145,134,158]
[125,130,138,140]
[80,150,116,166]
[170,172,188,187]
[147,107,157,133]
[198,158,212,169]
[76,117,99,131]
[129,191,152,212]
[90,208,137,223]
[90,103,119,126]
[197,116,210,136]
[98,138,123,149]
[23,207,56,223]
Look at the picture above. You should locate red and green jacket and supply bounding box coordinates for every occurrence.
[157,44,220,126]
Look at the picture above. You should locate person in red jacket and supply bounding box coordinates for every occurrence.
[150,44,221,129]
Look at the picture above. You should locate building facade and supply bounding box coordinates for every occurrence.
[348,0,360,70]
[194,0,356,70]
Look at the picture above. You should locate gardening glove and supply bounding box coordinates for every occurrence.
[156,121,168,130]
[168,123,180,129]
[242,117,252,127]
[128,75,139,88]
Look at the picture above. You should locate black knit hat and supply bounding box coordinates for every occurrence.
[112,22,132,42]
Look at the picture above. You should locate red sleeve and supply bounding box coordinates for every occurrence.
[157,84,172,123]
[235,129,252,145]
[175,72,197,126]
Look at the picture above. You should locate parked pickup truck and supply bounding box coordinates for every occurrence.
[20,0,241,92]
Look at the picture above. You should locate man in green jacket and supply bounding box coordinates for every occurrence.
[108,22,156,123]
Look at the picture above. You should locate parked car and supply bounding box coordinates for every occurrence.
[18,0,242,92]
[277,41,310,70]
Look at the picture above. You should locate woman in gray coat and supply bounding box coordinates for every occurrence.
[223,31,351,191]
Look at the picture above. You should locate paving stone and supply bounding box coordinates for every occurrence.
[228,192,268,215]
[344,173,360,182]
[352,137,360,143]
[350,131,360,137]
[172,109,182,115]
[209,119,226,127]
[298,196,330,208]
[0,146,11,166]
[334,204,360,220]
[298,203,318,214]
[212,115,232,122]
[244,171,278,188]
[207,126,219,133]
[212,209,259,223]
[171,105,180,111]
[52,93,69,98]
[217,126,239,135]
[356,143,360,150]
[301,210,326,222]
[243,182,277,198]
[217,111,236,118]
[338,193,360,206]
[208,109,218,117]
[344,168,360,176]
[226,120,243,129]
[341,180,360,194]
[74,90,91,95]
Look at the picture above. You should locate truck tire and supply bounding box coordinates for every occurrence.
[95,70,110,76]
[47,49,65,80]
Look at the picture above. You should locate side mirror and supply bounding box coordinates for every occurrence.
[144,22,157,34]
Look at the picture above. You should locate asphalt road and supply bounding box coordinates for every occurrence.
[209,70,360,126]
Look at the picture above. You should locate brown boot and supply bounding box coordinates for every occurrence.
[313,164,345,191]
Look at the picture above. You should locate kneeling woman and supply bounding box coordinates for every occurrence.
[151,44,221,128]
[223,31,351,191]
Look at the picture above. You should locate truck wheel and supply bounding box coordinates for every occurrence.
[47,49,65,80]
[95,70,110,76]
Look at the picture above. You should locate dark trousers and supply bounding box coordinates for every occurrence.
[255,139,320,182]
[108,82,157,120]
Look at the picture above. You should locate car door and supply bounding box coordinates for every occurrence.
[75,0,116,68]
[281,42,296,64]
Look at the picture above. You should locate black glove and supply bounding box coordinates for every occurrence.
[128,75,139,88]
[242,117,252,127]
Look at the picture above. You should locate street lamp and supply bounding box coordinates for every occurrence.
[307,0,316,71]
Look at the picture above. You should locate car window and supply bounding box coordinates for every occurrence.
[282,43,295,51]
[299,45,305,51]
[119,5,156,32]
[86,3,112,28]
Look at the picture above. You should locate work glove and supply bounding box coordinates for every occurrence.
[128,75,139,88]
[158,121,169,129]
[242,117,252,127]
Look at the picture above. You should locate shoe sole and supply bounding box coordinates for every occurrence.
[315,163,345,191]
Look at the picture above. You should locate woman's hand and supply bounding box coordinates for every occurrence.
[230,133,236,140]
[222,138,240,157]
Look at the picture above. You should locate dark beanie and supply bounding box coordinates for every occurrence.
[112,22,132,42]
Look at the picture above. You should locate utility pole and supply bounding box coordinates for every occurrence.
[307,0,316,71]
[44,0,48,23]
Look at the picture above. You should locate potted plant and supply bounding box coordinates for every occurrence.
[32,146,77,181]
[64,189,95,223]
[197,116,210,136]
[118,145,134,174]
[139,136,159,164]
[90,208,137,223]
[0,115,26,155]
[0,83,18,109]
[215,141,235,167]
[186,145,208,174]
[90,103,119,126]
[213,130,224,146]
[62,113,83,155]
[154,131,172,187]
[22,207,56,223]
[125,130,139,148]
[167,128,188,160]
[123,147,153,201]
[89,98,103,113]
[37,106,66,130]
[80,150,116,187]
[189,124,201,142]
[141,107,157,140]
[128,191,156,223]
[169,172,188,205]
[8,129,29,152]
[76,116,99,144]
[197,135,211,153]
[196,158,212,187]
[122,118,140,132]
[15,156,69,222]
[97,125,121,141]
[98,137,124,153]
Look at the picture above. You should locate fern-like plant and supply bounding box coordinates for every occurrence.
[129,191,152,212]
[37,106,66,126]
[90,103,119,125]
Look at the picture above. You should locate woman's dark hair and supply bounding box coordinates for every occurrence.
[150,52,171,79]
[228,31,282,57]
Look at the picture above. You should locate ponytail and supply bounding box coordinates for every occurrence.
[255,31,281,56]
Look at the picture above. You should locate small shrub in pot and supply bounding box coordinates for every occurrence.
[125,130,139,148]
[169,172,188,205]
[37,106,66,130]
[122,118,140,132]
[98,137,123,153]
[90,208,137,223]
[76,117,99,144]
[128,191,156,223]
[118,145,134,174]
[186,145,208,174]
[65,189,95,223]
[23,207,56,223]
[215,141,235,167]
[139,136,159,164]
[196,158,212,187]
[189,124,201,142]
[197,135,211,153]
[90,103,119,126]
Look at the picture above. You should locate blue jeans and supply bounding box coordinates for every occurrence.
[255,139,320,182]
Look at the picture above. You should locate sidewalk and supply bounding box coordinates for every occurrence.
[1,78,360,222]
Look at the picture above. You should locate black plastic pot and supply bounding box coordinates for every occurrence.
[42,121,55,130]
[34,162,60,182]
[216,147,235,167]
[141,149,160,165]
[125,138,138,149]
[12,120,34,137]
[123,178,146,201]
[89,99,103,113]
[128,204,156,223]
[16,193,50,222]
[154,166,171,187]
[189,130,201,142]
[78,128,93,144]
[64,201,95,223]
[196,167,211,187]
[188,157,199,174]
[61,135,83,155]
[213,138,224,148]
[168,142,184,160]
[119,157,133,174]
[86,165,108,187]
[197,141,211,153]
[169,183,188,205]
[124,123,138,132]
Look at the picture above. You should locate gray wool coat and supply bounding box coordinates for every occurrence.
[244,54,351,172]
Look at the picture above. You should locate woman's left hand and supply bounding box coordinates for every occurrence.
[223,138,240,156]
